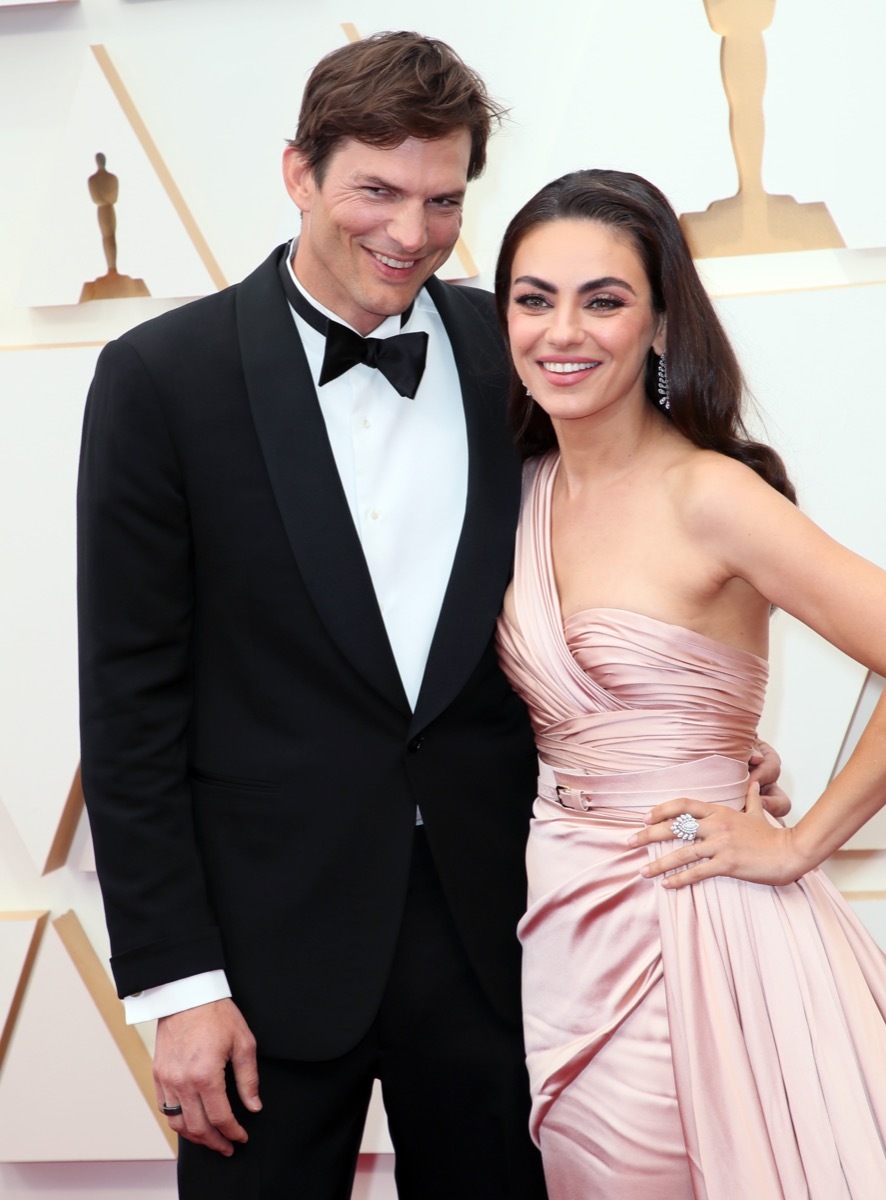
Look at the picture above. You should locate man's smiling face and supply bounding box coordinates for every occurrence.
[284,131,471,336]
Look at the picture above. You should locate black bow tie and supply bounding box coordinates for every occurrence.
[319,322,428,397]
[278,250,429,399]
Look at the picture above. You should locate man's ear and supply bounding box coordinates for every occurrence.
[282,146,315,213]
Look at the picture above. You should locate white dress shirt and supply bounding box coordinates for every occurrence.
[124,254,468,1023]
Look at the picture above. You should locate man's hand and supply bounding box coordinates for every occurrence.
[748,739,791,820]
[153,998,261,1155]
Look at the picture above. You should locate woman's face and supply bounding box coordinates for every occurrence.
[506,217,665,428]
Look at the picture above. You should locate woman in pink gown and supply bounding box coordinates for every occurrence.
[493,169,886,1198]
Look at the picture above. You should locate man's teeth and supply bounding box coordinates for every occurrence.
[543,361,597,374]
[373,252,416,269]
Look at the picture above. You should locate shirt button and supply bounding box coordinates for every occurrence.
[369,509,380,520]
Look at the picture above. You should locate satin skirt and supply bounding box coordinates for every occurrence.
[520,756,886,1200]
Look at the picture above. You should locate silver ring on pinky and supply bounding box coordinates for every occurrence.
[670,813,699,843]
[161,1103,183,1117]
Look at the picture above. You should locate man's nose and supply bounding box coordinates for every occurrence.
[388,203,428,253]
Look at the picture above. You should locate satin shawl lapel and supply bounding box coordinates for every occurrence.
[236,247,409,715]
[411,277,521,734]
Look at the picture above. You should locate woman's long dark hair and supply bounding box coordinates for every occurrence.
[493,169,796,502]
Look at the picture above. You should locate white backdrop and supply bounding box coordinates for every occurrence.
[1,2,884,1197]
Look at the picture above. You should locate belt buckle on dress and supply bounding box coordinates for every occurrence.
[555,784,584,811]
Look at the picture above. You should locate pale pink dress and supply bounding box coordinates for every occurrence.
[496,453,886,1199]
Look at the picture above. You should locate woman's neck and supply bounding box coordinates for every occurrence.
[553,404,675,497]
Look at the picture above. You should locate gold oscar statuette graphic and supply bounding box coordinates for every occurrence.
[680,0,845,258]
[79,151,151,302]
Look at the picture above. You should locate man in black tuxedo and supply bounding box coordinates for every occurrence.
[78,31,546,1200]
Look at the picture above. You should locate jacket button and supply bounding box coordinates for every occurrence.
[407,735,424,753]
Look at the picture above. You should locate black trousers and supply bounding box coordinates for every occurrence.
[178,828,547,1199]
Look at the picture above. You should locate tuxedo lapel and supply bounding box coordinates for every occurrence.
[411,278,521,733]
[236,247,409,715]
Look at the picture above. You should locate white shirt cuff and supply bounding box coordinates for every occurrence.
[123,969,232,1024]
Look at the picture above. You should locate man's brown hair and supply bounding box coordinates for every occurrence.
[289,31,506,184]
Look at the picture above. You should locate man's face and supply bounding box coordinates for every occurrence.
[283,132,471,336]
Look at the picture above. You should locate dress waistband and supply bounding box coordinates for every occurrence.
[537,755,750,813]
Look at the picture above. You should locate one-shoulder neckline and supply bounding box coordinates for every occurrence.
[562,606,769,668]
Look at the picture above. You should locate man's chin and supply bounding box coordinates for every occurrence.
[363,277,431,318]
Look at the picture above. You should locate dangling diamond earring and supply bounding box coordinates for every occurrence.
[657,352,670,411]
[524,383,534,400]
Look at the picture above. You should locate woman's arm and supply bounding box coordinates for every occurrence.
[633,455,886,887]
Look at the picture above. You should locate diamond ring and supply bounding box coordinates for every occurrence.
[670,813,699,843]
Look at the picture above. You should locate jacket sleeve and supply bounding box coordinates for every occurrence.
[77,337,226,997]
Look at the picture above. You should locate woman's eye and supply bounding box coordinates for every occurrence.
[587,295,624,310]
[514,293,550,310]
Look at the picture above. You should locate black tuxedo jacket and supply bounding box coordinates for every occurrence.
[77,246,537,1060]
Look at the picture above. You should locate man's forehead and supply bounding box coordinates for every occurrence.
[325,133,471,182]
